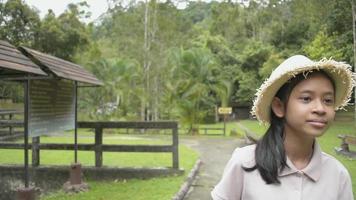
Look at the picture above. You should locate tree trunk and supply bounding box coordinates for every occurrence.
[142,0,159,121]
[142,0,150,121]
[154,76,159,120]
[152,0,159,121]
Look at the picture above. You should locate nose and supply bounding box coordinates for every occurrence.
[312,99,326,115]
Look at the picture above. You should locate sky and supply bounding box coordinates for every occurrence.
[24,0,109,23]
[22,0,248,23]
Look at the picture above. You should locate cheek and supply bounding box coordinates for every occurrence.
[328,109,336,120]
[285,103,305,122]
[286,101,307,115]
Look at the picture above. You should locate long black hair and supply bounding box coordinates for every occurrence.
[243,70,335,184]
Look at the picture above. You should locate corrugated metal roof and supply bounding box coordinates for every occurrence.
[0,40,47,76]
[20,46,103,86]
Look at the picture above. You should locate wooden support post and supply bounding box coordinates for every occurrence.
[9,113,13,135]
[32,137,40,167]
[172,126,179,169]
[74,82,78,163]
[223,115,227,136]
[24,78,30,188]
[69,163,82,185]
[16,187,36,200]
[95,127,103,167]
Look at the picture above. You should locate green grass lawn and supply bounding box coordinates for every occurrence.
[0,132,199,200]
[42,176,187,200]
[238,119,356,197]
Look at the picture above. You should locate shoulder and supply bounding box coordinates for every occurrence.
[211,145,256,200]
[230,144,256,167]
[321,152,354,198]
[232,144,256,156]
[321,152,351,178]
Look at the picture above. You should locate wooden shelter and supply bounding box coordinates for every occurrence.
[0,39,102,199]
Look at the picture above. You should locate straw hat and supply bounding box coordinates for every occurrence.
[251,55,356,124]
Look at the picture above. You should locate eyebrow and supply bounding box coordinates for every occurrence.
[299,90,334,96]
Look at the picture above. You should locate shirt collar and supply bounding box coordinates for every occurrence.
[279,141,322,182]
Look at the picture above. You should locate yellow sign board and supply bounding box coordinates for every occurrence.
[218,107,232,115]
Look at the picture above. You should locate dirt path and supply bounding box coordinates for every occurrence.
[180,136,245,200]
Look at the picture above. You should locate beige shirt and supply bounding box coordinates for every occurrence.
[211,143,354,200]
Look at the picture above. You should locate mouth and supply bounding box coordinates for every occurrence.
[306,120,328,128]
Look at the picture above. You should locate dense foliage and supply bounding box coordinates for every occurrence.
[0,0,354,131]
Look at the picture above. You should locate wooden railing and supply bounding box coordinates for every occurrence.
[0,121,179,169]
[199,127,224,135]
[0,109,23,140]
[179,127,225,135]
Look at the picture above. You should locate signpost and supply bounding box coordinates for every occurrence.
[218,107,232,115]
[218,107,232,136]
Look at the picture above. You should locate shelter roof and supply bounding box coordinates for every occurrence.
[20,47,103,86]
[0,40,47,76]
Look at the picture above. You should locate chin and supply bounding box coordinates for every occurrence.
[306,129,328,138]
[310,132,325,138]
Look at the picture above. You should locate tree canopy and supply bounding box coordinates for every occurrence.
[0,0,354,131]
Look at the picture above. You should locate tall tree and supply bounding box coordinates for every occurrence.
[0,0,40,46]
[35,3,90,61]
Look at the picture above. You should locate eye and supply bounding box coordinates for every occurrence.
[324,97,335,105]
[299,96,311,103]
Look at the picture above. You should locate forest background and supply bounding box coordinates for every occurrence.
[0,0,354,132]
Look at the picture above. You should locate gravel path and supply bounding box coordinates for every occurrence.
[180,136,245,200]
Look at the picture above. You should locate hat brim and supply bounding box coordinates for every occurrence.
[251,58,355,124]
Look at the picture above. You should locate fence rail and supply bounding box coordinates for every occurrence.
[0,110,23,139]
[0,143,173,152]
[0,121,179,169]
[199,127,225,135]
[179,127,225,135]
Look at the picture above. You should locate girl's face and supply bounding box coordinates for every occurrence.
[275,73,336,139]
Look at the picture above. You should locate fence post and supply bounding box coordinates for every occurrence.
[95,126,103,167]
[32,136,40,167]
[9,113,13,135]
[172,123,179,169]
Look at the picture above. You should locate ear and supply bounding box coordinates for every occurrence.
[271,97,285,118]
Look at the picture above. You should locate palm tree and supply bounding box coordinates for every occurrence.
[167,47,226,134]
[81,58,143,120]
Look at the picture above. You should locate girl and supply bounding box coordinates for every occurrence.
[211,55,355,200]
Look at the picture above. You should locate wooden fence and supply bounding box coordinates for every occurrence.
[179,127,225,135]
[0,110,23,140]
[199,127,225,135]
[0,121,179,169]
